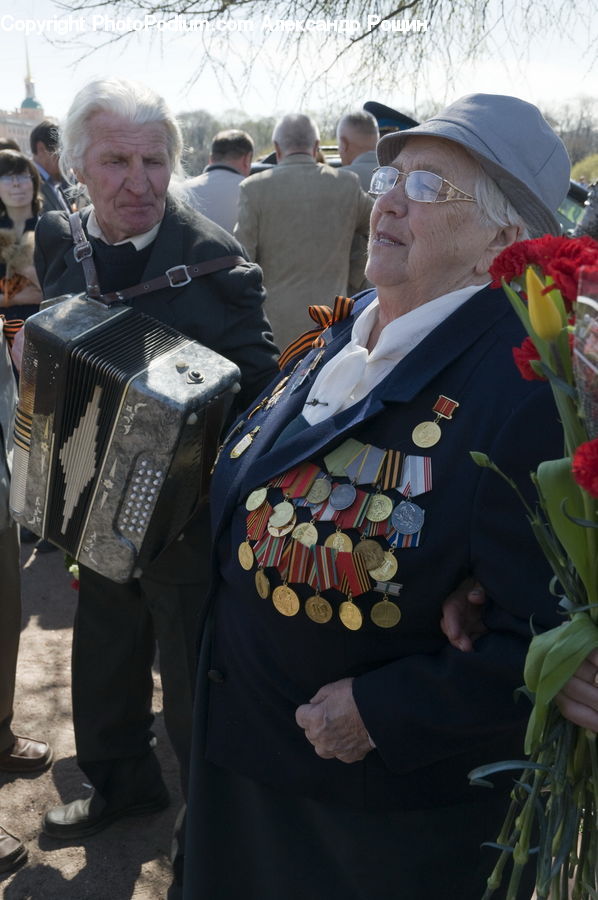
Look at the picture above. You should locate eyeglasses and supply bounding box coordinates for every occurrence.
[369,166,476,203]
[0,174,33,186]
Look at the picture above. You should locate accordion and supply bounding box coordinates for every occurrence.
[10,294,240,582]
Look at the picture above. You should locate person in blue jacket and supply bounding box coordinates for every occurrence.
[183,94,571,900]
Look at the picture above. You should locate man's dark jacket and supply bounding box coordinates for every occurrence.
[34,196,279,582]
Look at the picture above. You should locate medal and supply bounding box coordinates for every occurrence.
[365,493,393,523]
[367,551,398,581]
[339,597,363,631]
[238,541,254,571]
[230,426,260,458]
[267,516,296,537]
[398,455,432,498]
[280,462,320,499]
[264,375,290,409]
[391,500,425,535]
[412,396,459,448]
[324,530,353,552]
[306,476,332,504]
[305,594,333,624]
[353,539,385,570]
[272,584,300,617]
[344,443,386,486]
[329,483,357,510]
[245,487,268,511]
[292,521,318,547]
[254,533,285,569]
[246,502,272,541]
[378,449,403,491]
[324,439,365,476]
[411,421,441,448]
[370,596,402,629]
[255,568,270,599]
[269,501,295,528]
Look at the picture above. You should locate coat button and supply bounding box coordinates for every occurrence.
[207,669,225,683]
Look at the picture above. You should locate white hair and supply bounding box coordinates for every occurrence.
[474,167,530,240]
[337,110,379,141]
[60,78,183,176]
[272,114,320,155]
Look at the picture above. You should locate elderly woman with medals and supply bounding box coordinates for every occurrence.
[183,94,571,900]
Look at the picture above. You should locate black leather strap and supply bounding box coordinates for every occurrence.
[68,211,101,299]
[67,211,245,306]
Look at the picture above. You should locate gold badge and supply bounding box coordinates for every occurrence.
[412,396,459,448]
[411,421,442,448]
[238,541,254,571]
[292,522,319,547]
[272,584,300,617]
[370,597,402,629]
[324,530,353,552]
[365,493,393,523]
[255,568,270,599]
[367,551,398,581]
[305,594,333,624]
[230,426,260,458]
[339,598,363,631]
[353,539,385,570]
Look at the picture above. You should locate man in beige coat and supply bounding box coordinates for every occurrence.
[234,114,372,350]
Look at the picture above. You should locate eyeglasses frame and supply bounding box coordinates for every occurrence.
[369,166,477,204]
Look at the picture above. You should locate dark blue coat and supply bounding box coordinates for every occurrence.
[201,284,562,812]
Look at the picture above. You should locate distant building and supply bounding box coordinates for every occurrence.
[0,53,47,152]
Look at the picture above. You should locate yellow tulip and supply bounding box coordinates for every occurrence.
[526,267,562,340]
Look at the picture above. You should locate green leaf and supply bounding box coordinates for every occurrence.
[536,458,598,602]
[524,615,598,753]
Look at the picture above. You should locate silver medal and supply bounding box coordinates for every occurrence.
[391,500,425,535]
[329,483,357,510]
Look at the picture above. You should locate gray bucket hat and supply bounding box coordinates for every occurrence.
[376,93,570,237]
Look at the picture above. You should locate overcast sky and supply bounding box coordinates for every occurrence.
[1,0,596,122]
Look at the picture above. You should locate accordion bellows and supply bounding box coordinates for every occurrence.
[10,294,240,582]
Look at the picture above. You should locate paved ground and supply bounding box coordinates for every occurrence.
[0,542,182,899]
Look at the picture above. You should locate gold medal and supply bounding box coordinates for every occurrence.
[365,493,393,523]
[353,539,385,570]
[412,396,459,448]
[370,597,402,629]
[324,530,353,552]
[411,421,442,448]
[367,551,398,581]
[339,598,363,631]
[238,541,254,571]
[255,568,270,599]
[272,584,300,617]
[306,478,332,504]
[269,501,295,528]
[267,515,296,537]
[245,487,268,511]
[292,521,319,547]
[304,594,333,624]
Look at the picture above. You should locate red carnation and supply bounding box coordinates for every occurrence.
[572,439,598,499]
[545,240,598,308]
[490,235,562,286]
[490,236,598,311]
[512,336,545,381]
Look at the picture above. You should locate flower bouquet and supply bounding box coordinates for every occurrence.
[468,235,598,899]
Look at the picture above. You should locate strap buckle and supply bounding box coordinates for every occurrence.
[166,265,191,288]
[73,240,93,263]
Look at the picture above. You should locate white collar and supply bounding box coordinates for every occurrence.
[87,209,161,250]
